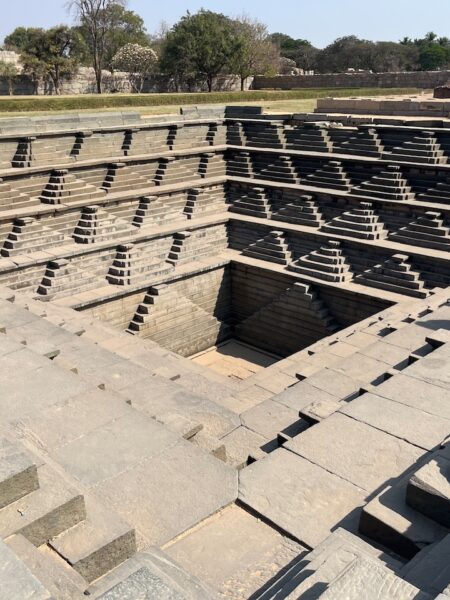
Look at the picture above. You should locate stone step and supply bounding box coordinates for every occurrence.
[6,533,87,599]
[0,537,53,600]
[317,556,430,600]
[401,533,450,597]
[406,454,450,529]
[0,437,39,509]
[87,546,216,599]
[49,495,136,583]
[0,463,86,547]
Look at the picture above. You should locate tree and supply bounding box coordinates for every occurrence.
[69,0,147,92]
[4,25,82,95]
[269,33,318,71]
[419,44,450,70]
[160,10,240,92]
[230,17,279,90]
[0,62,18,95]
[112,43,157,92]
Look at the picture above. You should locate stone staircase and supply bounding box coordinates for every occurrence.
[252,154,298,184]
[339,127,384,158]
[72,205,136,244]
[418,178,450,205]
[275,192,325,227]
[170,124,211,150]
[390,211,450,252]
[198,152,227,178]
[0,178,35,211]
[321,202,387,240]
[355,253,430,298]
[285,122,332,153]
[1,217,69,257]
[229,184,272,218]
[385,131,448,165]
[39,169,106,205]
[184,185,227,218]
[106,243,173,286]
[226,121,247,146]
[243,121,284,149]
[122,126,170,156]
[304,160,352,191]
[289,240,353,282]
[132,193,188,227]
[236,281,338,356]
[226,150,253,177]
[101,162,150,194]
[154,156,202,186]
[128,283,229,356]
[242,230,292,265]
[37,258,103,299]
[351,164,415,201]
[70,131,125,161]
[166,227,227,266]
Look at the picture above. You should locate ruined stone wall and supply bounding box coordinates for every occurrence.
[0,67,250,95]
[252,70,450,90]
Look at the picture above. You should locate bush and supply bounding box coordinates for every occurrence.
[0,88,420,113]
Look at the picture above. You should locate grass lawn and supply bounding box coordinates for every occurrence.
[0,87,424,118]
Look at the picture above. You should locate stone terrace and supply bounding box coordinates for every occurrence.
[0,105,449,599]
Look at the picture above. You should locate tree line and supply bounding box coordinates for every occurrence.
[272,32,450,74]
[0,1,279,94]
[1,0,449,95]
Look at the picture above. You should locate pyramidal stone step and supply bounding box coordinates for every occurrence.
[1,217,67,257]
[355,253,429,298]
[37,258,101,299]
[242,230,292,265]
[285,122,332,153]
[275,193,325,227]
[229,185,271,218]
[321,202,387,240]
[72,205,135,244]
[418,178,450,204]
[340,127,384,158]
[39,169,105,205]
[106,243,172,286]
[226,151,253,177]
[390,211,450,252]
[385,130,447,165]
[12,136,35,168]
[351,164,414,201]
[304,160,351,191]
[226,121,247,145]
[288,240,353,282]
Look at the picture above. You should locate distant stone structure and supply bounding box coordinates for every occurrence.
[0,101,448,598]
[253,69,450,89]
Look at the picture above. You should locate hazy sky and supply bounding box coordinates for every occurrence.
[1,0,450,48]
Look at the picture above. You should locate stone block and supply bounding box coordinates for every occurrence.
[286,413,423,493]
[239,448,365,548]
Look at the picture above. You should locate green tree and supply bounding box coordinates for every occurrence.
[419,44,450,70]
[0,61,18,95]
[269,33,318,71]
[69,0,148,92]
[160,10,240,92]
[230,17,280,90]
[112,43,158,92]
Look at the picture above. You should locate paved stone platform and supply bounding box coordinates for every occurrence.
[0,105,449,598]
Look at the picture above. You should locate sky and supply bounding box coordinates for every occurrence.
[1,0,450,48]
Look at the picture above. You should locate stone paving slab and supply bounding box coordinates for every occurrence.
[0,538,53,600]
[340,392,450,450]
[93,440,237,546]
[238,448,365,548]
[49,412,179,487]
[165,504,305,598]
[286,413,424,493]
[373,372,450,419]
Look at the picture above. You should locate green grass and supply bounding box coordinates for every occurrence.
[0,87,422,114]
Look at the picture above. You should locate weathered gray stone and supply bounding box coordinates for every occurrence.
[286,412,423,493]
[239,448,365,548]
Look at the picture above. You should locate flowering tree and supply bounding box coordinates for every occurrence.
[112,43,158,92]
